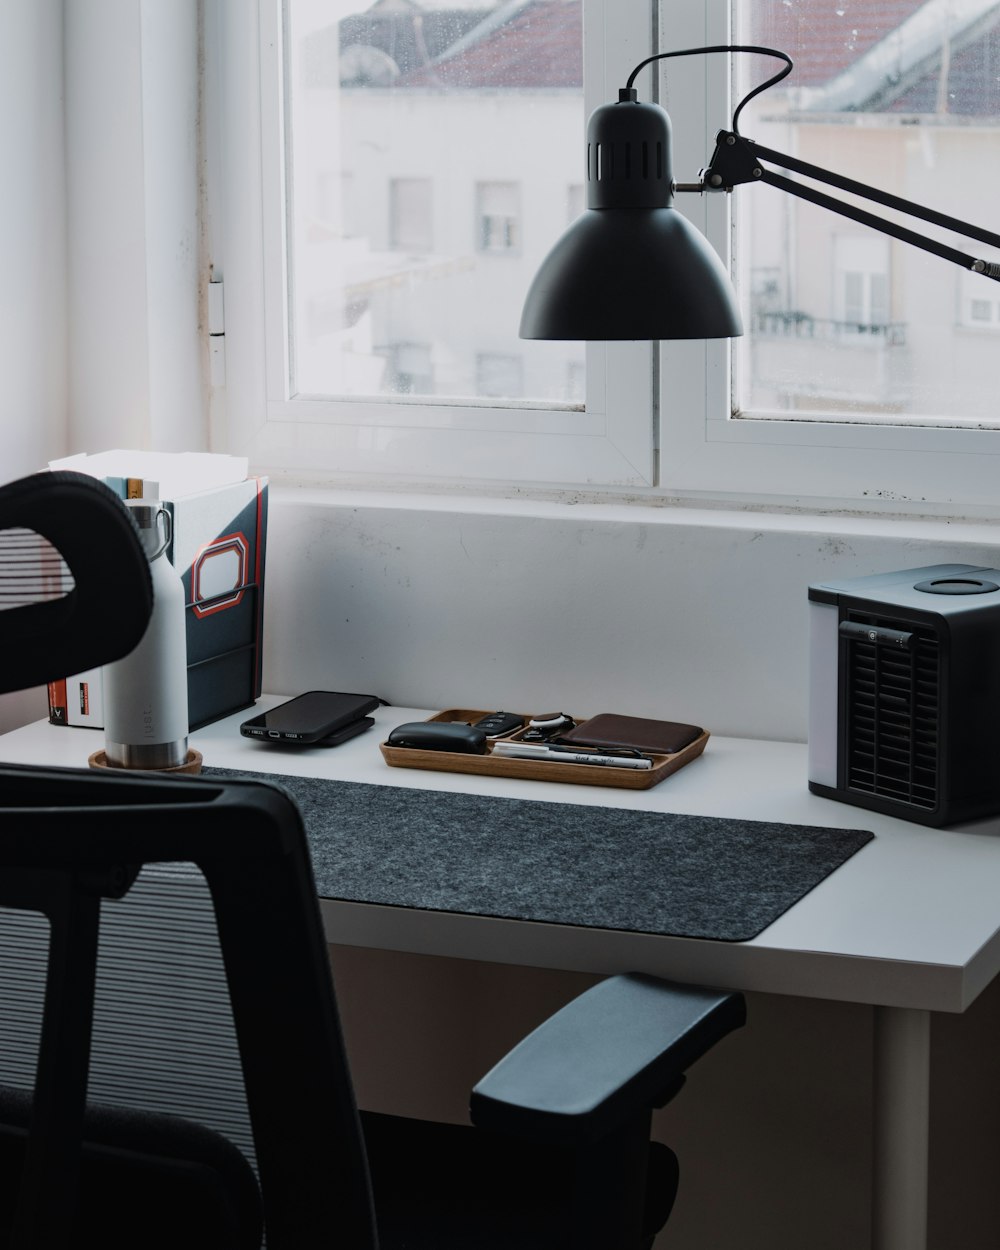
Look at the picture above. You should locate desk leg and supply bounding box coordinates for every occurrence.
[872,1006,930,1250]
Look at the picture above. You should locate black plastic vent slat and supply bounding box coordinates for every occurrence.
[844,612,940,809]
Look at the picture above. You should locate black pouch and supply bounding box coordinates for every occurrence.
[386,722,488,754]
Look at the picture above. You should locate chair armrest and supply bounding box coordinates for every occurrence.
[470,973,745,1145]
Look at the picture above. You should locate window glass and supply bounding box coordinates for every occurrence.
[733,1,1000,425]
[960,260,1000,328]
[285,0,585,407]
[476,351,523,397]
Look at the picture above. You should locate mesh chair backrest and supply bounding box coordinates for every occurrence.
[0,863,257,1169]
[0,764,378,1250]
[0,471,152,694]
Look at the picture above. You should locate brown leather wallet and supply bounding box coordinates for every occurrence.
[559,714,703,755]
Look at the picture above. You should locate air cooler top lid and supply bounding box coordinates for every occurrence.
[809,563,1000,613]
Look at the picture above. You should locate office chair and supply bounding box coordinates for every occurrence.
[0,470,746,1249]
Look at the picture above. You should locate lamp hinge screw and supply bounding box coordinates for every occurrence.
[726,134,736,145]
[752,167,762,178]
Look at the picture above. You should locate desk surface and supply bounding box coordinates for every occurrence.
[5,695,1000,1014]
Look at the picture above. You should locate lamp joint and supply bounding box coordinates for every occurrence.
[703,130,763,191]
[973,259,1000,281]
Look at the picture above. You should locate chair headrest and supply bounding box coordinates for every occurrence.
[0,471,154,694]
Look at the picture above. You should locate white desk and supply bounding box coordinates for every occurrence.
[7,694,1000,1250]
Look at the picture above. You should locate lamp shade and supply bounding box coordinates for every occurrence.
[520,97,743,341]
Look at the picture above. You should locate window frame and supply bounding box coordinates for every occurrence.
[215,0,658,489]
[657,0,1000,512]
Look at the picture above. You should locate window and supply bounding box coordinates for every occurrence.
[663,0,1000,506]
[390,178,433,253]
[835,237,890,331]
[476,182,520,253]
[219,0,652,488]
[216,0,1000,507]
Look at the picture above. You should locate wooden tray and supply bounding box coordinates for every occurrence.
[380,709,709,790]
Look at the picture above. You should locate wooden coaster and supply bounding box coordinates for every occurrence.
[88,748,204,775]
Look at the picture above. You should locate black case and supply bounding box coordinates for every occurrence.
[386,722,488,754]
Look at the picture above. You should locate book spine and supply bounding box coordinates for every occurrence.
[47,679,68,726]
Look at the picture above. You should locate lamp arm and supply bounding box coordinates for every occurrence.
[752,139,1000,249]
[702,131,1000,280]
[761,166,996,276]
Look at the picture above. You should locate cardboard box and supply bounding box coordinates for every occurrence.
[46,453,267,731]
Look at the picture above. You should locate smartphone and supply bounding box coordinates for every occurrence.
[240,690,380,744]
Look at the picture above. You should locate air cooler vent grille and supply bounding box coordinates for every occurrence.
[844,613,940,810]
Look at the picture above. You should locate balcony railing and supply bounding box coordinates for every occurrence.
[753,310,907,346]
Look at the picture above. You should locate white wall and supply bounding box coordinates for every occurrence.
[0,0,204,480]
[261,487,999,741]
[0,1,68,734]
[0,0,204,735]
[0,0,67,484]
[65,0,204,452]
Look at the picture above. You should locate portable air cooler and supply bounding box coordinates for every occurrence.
[808,564,1000,827]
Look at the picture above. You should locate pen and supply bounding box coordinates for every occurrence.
[491,742,653,770]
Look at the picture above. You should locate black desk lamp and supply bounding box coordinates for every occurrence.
[520,45,1000,342]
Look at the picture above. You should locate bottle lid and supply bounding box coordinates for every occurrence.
[122,501,171,560]
[123,501,159,529]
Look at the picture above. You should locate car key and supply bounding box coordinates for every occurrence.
[473,711,525,738]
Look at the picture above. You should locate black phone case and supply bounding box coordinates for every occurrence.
[241,692,380,743]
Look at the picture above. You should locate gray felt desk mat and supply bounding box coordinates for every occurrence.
[207,768,873,942]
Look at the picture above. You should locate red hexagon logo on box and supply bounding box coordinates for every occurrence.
[191,531,249,617]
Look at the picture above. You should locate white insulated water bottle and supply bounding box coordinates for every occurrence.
[104,503,189,769]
